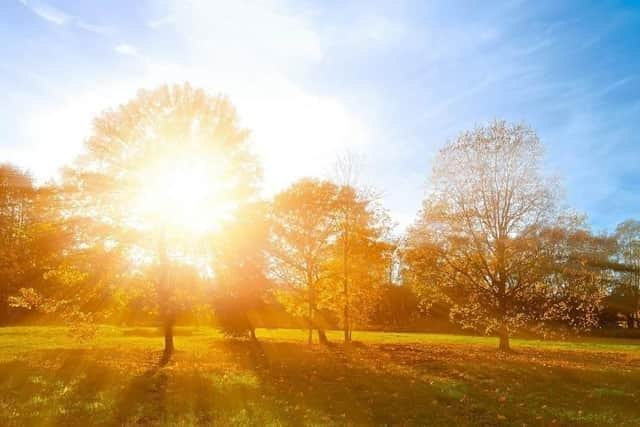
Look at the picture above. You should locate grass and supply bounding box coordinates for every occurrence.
[0,327,638,426]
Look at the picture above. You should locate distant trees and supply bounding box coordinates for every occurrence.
[405,121,599,350]
[605,220,640,327]
[532,219,613,334]
[0,165,82,325]
[1,164,40,323]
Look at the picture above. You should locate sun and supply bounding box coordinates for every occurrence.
[134,158,235,234]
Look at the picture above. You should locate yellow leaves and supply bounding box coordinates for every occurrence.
[43,264,89,286]
[7,287,42,310]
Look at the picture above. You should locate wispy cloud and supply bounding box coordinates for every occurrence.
[19,0,68,25]
[596,75,635,98]
[19,0,114,35]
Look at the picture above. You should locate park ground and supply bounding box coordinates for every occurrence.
[0,327,639,426]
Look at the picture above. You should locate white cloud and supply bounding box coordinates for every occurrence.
[114,43,139,57]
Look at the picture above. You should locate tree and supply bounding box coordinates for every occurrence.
[63,83,260,356]
[11,241,134,337]
[0,164,79,326]
[327,152,395,341]
[268,178,339,344]
[532,218,613,335]
[212,203,270,340]
[371,284,420,330]
[0,164,38,323]
[407,120,564,350]
[328,184,393,341]
[610,219,640,327]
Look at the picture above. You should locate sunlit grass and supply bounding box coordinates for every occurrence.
[0,327,638,426]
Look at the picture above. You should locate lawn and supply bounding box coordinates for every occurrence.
[0,327,638,426]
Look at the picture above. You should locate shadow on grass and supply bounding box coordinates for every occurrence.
[217,339,640,426]
[0,340,638,426]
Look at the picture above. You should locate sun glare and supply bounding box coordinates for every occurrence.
[134,160,234,233]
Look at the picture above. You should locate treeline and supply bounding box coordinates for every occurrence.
[1,84,638,352]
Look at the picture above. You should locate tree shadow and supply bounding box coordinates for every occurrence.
[1,340,639,426]
[217,338,640,425]
[216,339,467,425]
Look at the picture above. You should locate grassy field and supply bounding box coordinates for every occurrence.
[0,327,638,426]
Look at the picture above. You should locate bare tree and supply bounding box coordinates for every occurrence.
[407,120,560,350]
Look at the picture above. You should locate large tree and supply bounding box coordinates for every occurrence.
[64,83,260,355]
[407,120,565,350]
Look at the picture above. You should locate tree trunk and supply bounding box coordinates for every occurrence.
[164,315,174,355]
[343,231,350,343]
[344,305,350,342]
[318,328,329,345]
[158,227,174,357]
[307,302,313,344]
[498,330,510,352]
[495,237,510,352]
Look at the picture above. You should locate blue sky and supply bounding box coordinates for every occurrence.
[1,0,638,232]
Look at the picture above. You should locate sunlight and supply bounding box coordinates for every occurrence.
[134,159,234,234]
[2,0,639,424]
